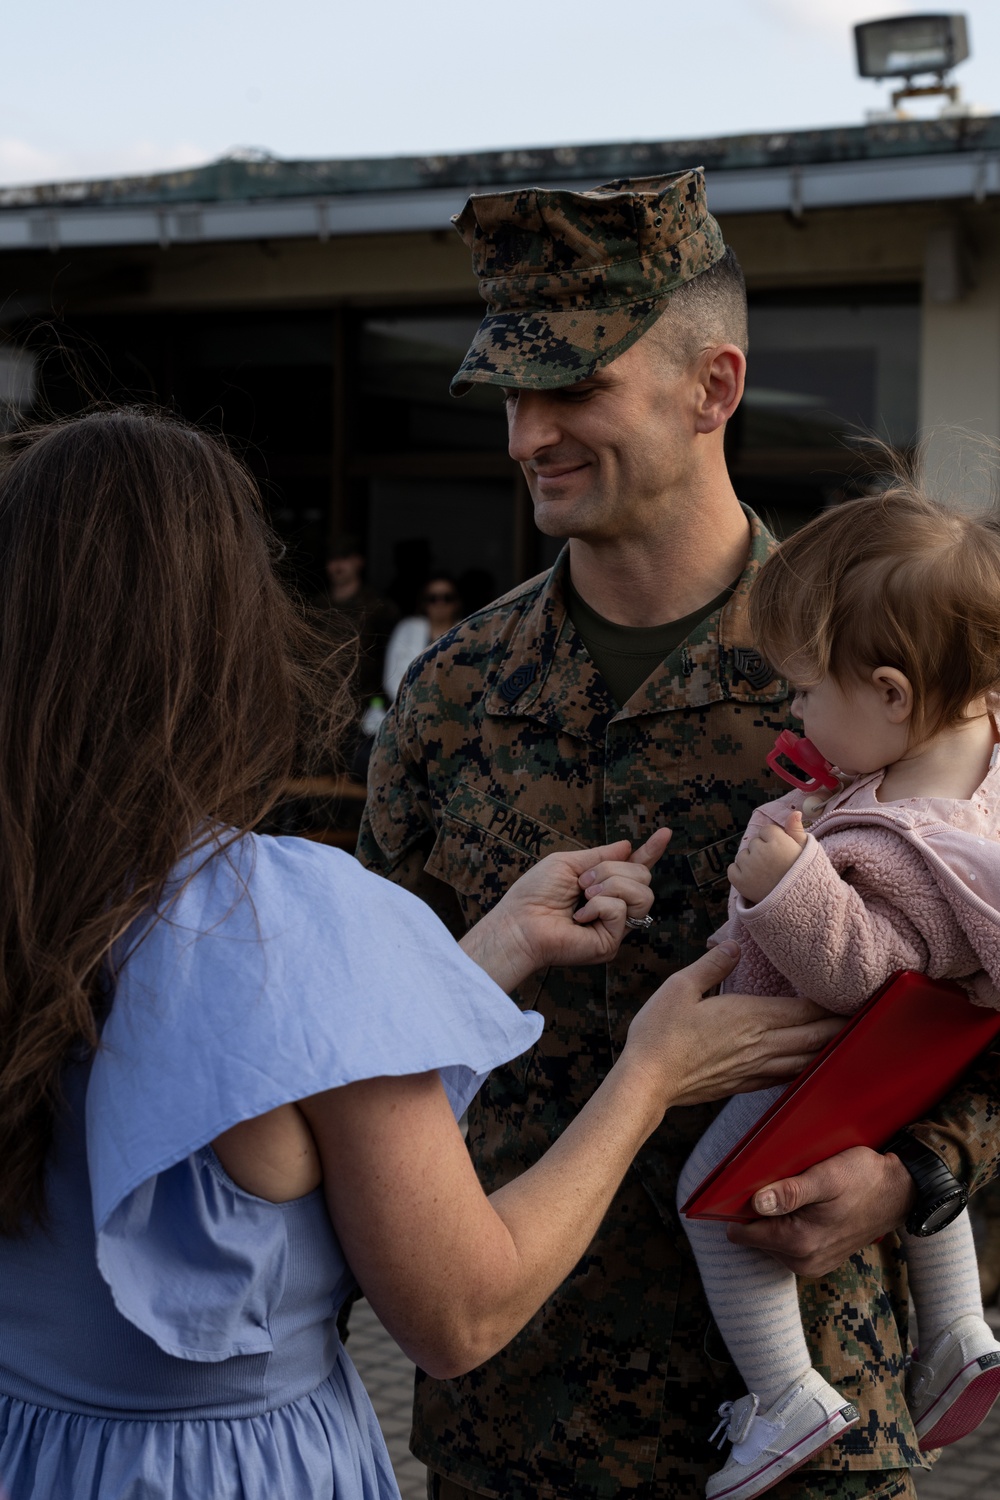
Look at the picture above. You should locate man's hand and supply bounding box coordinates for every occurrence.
[728,811,808,906]
[727,1145,917,1276]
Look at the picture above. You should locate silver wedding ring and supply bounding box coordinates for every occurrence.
[624,914,654,932]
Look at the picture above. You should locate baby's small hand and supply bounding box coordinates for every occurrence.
[728,811,808,905]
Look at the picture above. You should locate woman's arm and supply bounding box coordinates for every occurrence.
[298,943,840,1378]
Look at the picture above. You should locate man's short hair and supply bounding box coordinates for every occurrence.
[648,247,749,368]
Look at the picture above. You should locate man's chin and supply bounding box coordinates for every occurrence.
[531,495,595,540]
[532,510,573,540]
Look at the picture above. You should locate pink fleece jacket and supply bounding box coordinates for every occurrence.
[716,754,1000,1014]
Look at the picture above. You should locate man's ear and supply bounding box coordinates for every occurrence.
[693,345,746,435]
[871,666,913,725]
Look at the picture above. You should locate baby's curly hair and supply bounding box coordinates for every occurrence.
[749,471,1000,742]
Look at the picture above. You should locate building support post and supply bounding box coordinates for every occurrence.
[919,218,1000,512]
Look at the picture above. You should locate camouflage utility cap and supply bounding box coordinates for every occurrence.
[450,168,725,394]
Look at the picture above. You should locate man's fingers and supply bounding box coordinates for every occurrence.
[727,1215,819,1266]
[753,1176,810,1217]
[750,1155,847,1218]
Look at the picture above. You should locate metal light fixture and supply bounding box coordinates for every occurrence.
[854,13,970,113]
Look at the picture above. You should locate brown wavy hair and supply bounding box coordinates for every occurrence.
[749,474,1000,743]
[0,408,354,1234]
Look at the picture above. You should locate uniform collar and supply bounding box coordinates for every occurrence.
[483,508,788,741]
[482,548,613,741]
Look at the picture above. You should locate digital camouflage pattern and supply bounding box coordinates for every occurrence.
[355,512,965,1498]
[450,169,726,394]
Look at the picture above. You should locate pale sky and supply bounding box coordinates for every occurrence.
[4,0,998,187]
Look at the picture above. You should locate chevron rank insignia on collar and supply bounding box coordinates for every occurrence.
[498,662,539,703]
[732,646,775,691]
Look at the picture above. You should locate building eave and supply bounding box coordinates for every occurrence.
[1,117,999,253]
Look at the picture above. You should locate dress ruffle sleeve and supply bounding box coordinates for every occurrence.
[86,833,542,1360]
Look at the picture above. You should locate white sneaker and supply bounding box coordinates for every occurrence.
[908,1313,1000,1449]
[705,1369,858,1500]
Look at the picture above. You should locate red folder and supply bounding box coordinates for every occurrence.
[682,971,1000,1224]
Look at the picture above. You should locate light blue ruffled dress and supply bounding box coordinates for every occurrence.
[0,834,542,1499]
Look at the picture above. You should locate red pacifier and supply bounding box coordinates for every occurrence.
[766,729,840,795]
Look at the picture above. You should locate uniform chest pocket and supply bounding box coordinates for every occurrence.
[685,830,742,934]
[425,784,585,1036]
[426,781,585,915]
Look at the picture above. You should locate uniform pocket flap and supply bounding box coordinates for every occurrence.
[686,832,742,890]
[425,782,585,901]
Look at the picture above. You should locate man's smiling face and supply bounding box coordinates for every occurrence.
[502,324,699,545]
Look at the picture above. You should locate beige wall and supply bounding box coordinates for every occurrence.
[21,200,961,316]
[723,202,926,288]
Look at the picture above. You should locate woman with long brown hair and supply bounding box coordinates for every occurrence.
[0,409,834,1499]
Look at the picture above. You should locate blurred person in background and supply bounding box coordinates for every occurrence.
[314,534,398,776]
[384,574,463,702]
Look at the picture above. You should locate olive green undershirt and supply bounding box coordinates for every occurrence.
[565,575,737,708]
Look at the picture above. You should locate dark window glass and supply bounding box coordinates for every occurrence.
[356,313,507,454]
[734,288,920,534]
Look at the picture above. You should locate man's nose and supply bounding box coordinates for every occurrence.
[506,392,561,462]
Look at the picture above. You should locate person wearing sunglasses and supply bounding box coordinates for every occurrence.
[383,574,464,703]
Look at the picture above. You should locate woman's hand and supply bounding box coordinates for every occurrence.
[460,829,671,992]
[617,941,844,1116]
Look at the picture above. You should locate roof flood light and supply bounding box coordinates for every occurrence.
[855,13,969,79]
[854,13,973,117]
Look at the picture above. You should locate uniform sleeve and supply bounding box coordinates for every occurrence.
[909,1049,1000,1194]
[736,834,931,1013]
[356,680,465,937]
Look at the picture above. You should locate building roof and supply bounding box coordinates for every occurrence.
[2,114,998,252]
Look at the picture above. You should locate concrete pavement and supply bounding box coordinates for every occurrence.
[348,1298,1000,1499]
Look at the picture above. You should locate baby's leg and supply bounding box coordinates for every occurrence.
[904,1210,984,1349]
[903,1211,1000,1448]
[677,1087,813,1407]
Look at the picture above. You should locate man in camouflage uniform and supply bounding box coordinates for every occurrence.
[357,170,1000,1500]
